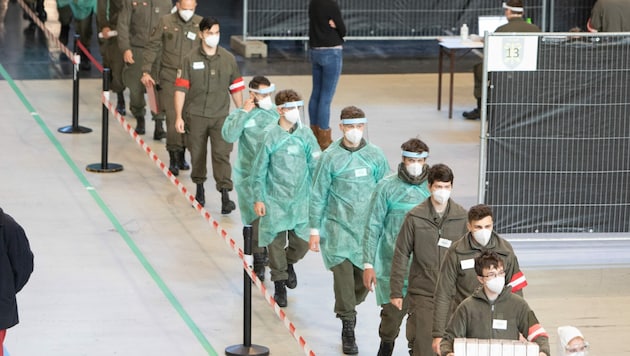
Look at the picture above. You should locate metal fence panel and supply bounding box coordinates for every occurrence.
[481,33,630,233]
[244,0,546,40]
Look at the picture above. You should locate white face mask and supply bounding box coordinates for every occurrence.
[204,34,220,48]
[406,162,424,177]
[432,188,451,204]
[567,352,586,356]
[178,9,194,22]
[472,228,492,246]
[344,128,363,145]
[257,96,273,110]
[284,108,300,124]
[485,275,505,294]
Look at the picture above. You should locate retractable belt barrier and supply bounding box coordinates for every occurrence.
[17,1,316,353]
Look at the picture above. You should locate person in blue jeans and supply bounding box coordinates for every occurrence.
[308,0,346,151]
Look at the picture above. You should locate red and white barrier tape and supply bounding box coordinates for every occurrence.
[100,93,316,356]
[17,0,75,61]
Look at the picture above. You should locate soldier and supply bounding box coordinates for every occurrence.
[141,0,201,174]
[97,0,126,115]
[117,0,172,136]
[174,16,244,213]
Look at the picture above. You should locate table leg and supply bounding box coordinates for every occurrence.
[449,49,455,119]
[438,46,443,111]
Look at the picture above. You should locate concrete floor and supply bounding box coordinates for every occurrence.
[1,1,629,355]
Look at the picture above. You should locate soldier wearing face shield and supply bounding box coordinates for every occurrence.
[432,204,528,355]
[388,163,468,356]
[309,106,390,355]
[558,326,590,356]
[222,76,279,281]
[251,89,321,308]
[362,138,433,356]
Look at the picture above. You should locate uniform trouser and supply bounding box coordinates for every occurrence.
[406,293,436,355]
[331,259,369,320]
[251,218,265,255]
[186,114,233,191]
[157,73,185,151]
[122,47,146,119]
[99,37,125,94]
[58,6,93,51]
[379,299,408,343]
[267,230,309,281]
[473,62,483,100]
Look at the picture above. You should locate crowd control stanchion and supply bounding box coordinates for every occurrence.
[226,225,270,356]
[58,34,92,134]
[86,68,123,173]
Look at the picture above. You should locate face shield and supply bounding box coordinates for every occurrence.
[402,150,429,177]
[249,83,276,111]
[278,100,306,127]
[340,117,369,145]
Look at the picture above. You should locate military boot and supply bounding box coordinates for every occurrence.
[178,149,190,170]
[274,280,287,307]
[135,116,145,135]
[116,92,126,116]
[153,118,166,140]
[195,183,205,207]
[220,188,235,214]
[168,150,179,176]
[341,317,358,354]
[253,253,266,281]
[377,340,395,356]
[286,263,297,289]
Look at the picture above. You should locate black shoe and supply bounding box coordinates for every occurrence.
[377,340,395,356]
[274,280,287,307]
[463,108,480,120]
[178,150,190,170]
[195,183,205,207]
[341,318,358,354]
[153,119,166,140]
[220,188,235,214]
[253,253,266,281]
[168,151,179,176]
[116,92,126,116]
[135,117,145,135]
[286,264,297,289]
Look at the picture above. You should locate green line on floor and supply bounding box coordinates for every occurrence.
[0,63,218,356]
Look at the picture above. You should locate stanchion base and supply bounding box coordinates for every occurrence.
[225,344,269,356]
[58,125,92,134]
[86,163,124,173]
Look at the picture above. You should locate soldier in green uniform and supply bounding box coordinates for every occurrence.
[174,17,244,214]
[97,0,126,115]
[117,0,172,136]
[141,0,201,175]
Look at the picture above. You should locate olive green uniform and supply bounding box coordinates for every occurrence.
[96,0,125,93]
[174,46,244,190]
[117,0,172,120]
[142,12,202,152]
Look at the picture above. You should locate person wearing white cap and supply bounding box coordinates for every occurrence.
[463,0,541,120]
[558,326,590,356]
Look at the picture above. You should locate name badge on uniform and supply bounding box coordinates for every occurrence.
[244,119,256,128]
[437,238,452,248]
[154,6,160,13]
[287,145,299,155]
[460,258,475,270]
[187,31,197,40]
[492,319,507,330]
[354,168,367,177]
[192,61,205,70]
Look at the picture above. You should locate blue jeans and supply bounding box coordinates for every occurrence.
[308,47,343,130]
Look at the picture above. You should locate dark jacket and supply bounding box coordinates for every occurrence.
[440,285,550,356]
[0,208,34,329]
[389,198,468,299]
[308,0,346,48]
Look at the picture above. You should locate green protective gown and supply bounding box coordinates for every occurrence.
[251,124,321,247]
[363,166,431,306]
[221,107,279,225]
[310,139,390,270]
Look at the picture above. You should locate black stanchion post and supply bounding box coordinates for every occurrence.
[225,225,269,356]
[59,34,92,134]
[86,68,123,173]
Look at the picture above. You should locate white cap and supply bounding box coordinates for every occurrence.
[557,325,584,347]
